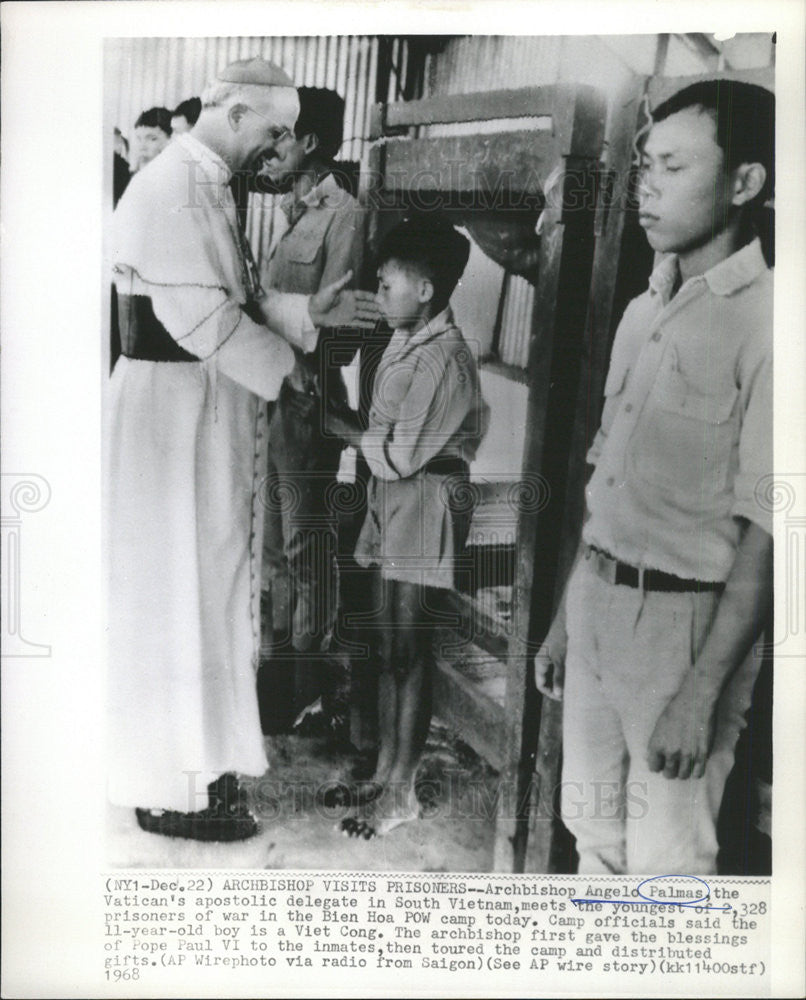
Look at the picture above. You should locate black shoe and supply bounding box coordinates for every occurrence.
[135,775,257,842]
[207,772,249,813]
[135,804,258,842]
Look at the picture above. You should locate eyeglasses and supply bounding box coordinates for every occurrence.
[247,107,292,143]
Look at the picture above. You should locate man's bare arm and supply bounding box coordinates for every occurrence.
[647,520,773,780]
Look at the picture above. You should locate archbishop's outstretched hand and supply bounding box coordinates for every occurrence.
[309,270,381,329]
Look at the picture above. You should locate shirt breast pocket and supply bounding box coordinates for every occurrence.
[287,234,322,265]
[630,367,738,494]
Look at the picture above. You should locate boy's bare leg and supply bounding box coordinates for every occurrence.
[342,580,431,838]
[389,584,432,785]
[330,572,394,811]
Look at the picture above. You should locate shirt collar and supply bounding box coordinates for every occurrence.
[396,306,456,349]
[649,237,768,302]
[701,237,769,295]
[281,172,342,221]
[175,132,233,185]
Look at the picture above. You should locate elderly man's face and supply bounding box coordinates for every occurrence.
[229,88,299,173]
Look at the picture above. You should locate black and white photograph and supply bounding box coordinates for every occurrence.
[104,31,776,875]
[2,2,804,997]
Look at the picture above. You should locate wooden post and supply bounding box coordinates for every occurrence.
[521,66,776,871]
[523,74,650,873]
[492,86,606,872]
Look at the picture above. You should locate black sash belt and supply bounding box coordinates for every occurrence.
[423,456,469,478]
[117,294,199,362]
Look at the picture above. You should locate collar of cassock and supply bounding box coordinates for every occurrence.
[175,131,233,186]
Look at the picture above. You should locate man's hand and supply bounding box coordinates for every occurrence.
[324,409,363,449]
[533,615,568,701]
[309,271,381,329]
[647,521,773,781]
[282,363,315,420]
[647,676,717,780]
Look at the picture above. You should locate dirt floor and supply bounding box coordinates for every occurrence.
[107,721,500,871]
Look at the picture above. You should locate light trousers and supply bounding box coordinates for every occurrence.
[561,555,761,874]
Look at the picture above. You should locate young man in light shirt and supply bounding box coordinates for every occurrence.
[535,80,774,874]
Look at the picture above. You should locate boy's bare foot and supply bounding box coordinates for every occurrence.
[322,752,393,809]
[321,779,384,809]
[338,784,419,839]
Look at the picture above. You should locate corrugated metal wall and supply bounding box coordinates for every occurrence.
[107,33,774,372]
[109,35,381,161]
[107,35,392,267]
[425,35,563,94]
[421,32,775,369]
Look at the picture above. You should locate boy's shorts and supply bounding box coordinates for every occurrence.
[355,466,472,591]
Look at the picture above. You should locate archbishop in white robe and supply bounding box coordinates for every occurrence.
[107,132,317,812]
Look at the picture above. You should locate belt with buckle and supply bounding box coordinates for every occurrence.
[585,546,724,594]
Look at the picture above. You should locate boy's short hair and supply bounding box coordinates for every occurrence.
[378,213,471,312]
[295,87,345,162]
[134,106,173,136]
[173,97,202,125]
[651,80,775,203]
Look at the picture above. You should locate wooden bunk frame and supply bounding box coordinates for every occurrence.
[357,66,773,872]
[359,82,618,872]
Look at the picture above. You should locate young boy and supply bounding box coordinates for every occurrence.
[326,213,489,838]
[535,80,774,874]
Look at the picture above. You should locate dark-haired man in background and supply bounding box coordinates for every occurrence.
[256,87,366,732]
[132,106,172,170]
[171,96,202,135]
[534,80,775,875]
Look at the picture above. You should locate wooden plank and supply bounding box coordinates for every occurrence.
[547,85,607,162]
[359,142,386,263]
[493,88,604,873]
[523,75,650,875]
[492,213,565,871]
[653,34,671,76]
[440,589,511,664]
[432,656,507,772]
[480,357,529,384]
[383,85,567,130]
[683,32,722,66]
[379,84,606,160]
[381,130,555,199]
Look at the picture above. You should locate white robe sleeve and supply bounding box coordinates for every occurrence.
[259,291,319,354]
[144,281,297,401]
[113,264,315,400]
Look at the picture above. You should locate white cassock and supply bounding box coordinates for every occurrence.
[106,133,317,811]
